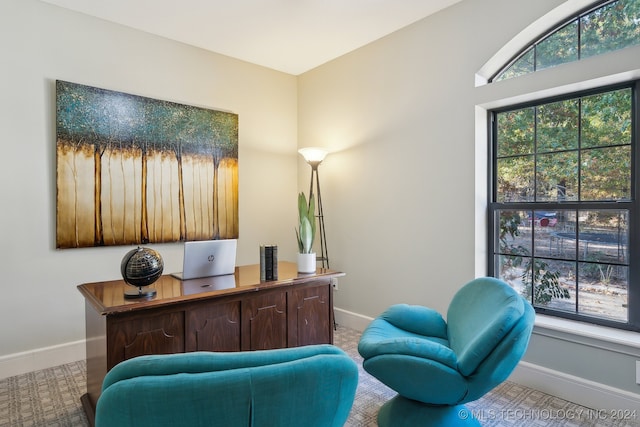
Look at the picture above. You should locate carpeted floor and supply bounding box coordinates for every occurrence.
[334,327,640,427]
[1,326,638,426]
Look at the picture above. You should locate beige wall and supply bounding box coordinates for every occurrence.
[0,0,298,361]
[298,0,565,319]
[298,0,640,405]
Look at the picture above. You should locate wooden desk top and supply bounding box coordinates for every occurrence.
[78,261,344,316]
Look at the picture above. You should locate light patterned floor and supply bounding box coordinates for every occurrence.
[0,361,87,426]
[334,326,640,427]
[0,327,638,426]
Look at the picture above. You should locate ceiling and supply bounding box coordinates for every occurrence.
[40,0,462,75]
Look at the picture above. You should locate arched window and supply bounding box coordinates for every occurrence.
[487,0,640,331]
[492,0,640,82]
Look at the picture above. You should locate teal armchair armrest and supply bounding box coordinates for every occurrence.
[380,304,448,339]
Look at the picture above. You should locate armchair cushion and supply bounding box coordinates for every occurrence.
[358,307,463,404]
[358,317,456,370]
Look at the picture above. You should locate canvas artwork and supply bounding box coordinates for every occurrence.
[56,80,239,249]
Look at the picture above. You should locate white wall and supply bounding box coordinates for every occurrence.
[299,0,640,408]
[0,0,299,373]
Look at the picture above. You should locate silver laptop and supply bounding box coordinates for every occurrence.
[171,239,237,280]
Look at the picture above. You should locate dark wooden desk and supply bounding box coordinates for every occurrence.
[78,262,344,424]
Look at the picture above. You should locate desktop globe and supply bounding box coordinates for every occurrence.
[120,247,164,299]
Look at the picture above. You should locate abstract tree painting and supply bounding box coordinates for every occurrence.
[56,80,239,249]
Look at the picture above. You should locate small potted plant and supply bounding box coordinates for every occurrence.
[296,192,316,273]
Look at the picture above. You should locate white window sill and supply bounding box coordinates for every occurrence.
[534,314,640,350]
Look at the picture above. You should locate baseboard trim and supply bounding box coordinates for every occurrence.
[335,306,640,412]
[335,307,374,332]
[510,361,640,412]
[0,340,85,380]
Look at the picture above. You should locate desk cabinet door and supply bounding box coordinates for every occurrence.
[186,300,241,352]
[290,283,332,346]
[107,311,184,368]
[242,290,287,350]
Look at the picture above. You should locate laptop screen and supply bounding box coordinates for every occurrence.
[171,239,237,280]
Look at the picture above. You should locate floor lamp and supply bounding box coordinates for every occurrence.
[298,147,329,269]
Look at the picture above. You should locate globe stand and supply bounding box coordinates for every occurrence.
[124,285,157,299]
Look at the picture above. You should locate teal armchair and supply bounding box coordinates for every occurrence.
[358,277,535,426]
[95,344,358,427]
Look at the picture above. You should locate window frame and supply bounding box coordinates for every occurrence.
[490,0,640,83]
[488,80,640,331]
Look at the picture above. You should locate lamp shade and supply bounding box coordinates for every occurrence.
[298,147,328,165]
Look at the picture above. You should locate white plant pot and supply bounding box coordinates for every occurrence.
[297,252,316,273]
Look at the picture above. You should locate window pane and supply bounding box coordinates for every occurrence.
[495,210,532,298]
[495,48,534,82]
[578,210,629,263]
[495,210,532,255]
[581,0,640,59]
[533,211,561,258]
[578,263,628,322]
[547,210,578,260]
[536,151,579,202]
[497,156,534,202]
[581,146,631,200]
[537,99,579,153]
[528,259,574,309]
[497,107,535,156]
[496,254,529,296]
[582,89,632,149]
[536,21,579,70]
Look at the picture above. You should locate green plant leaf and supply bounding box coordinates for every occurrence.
[296,192,316,253]
[298,193,307,222]
[299,216,313,253]
[307,194,316,247]
[295,228,303,253]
